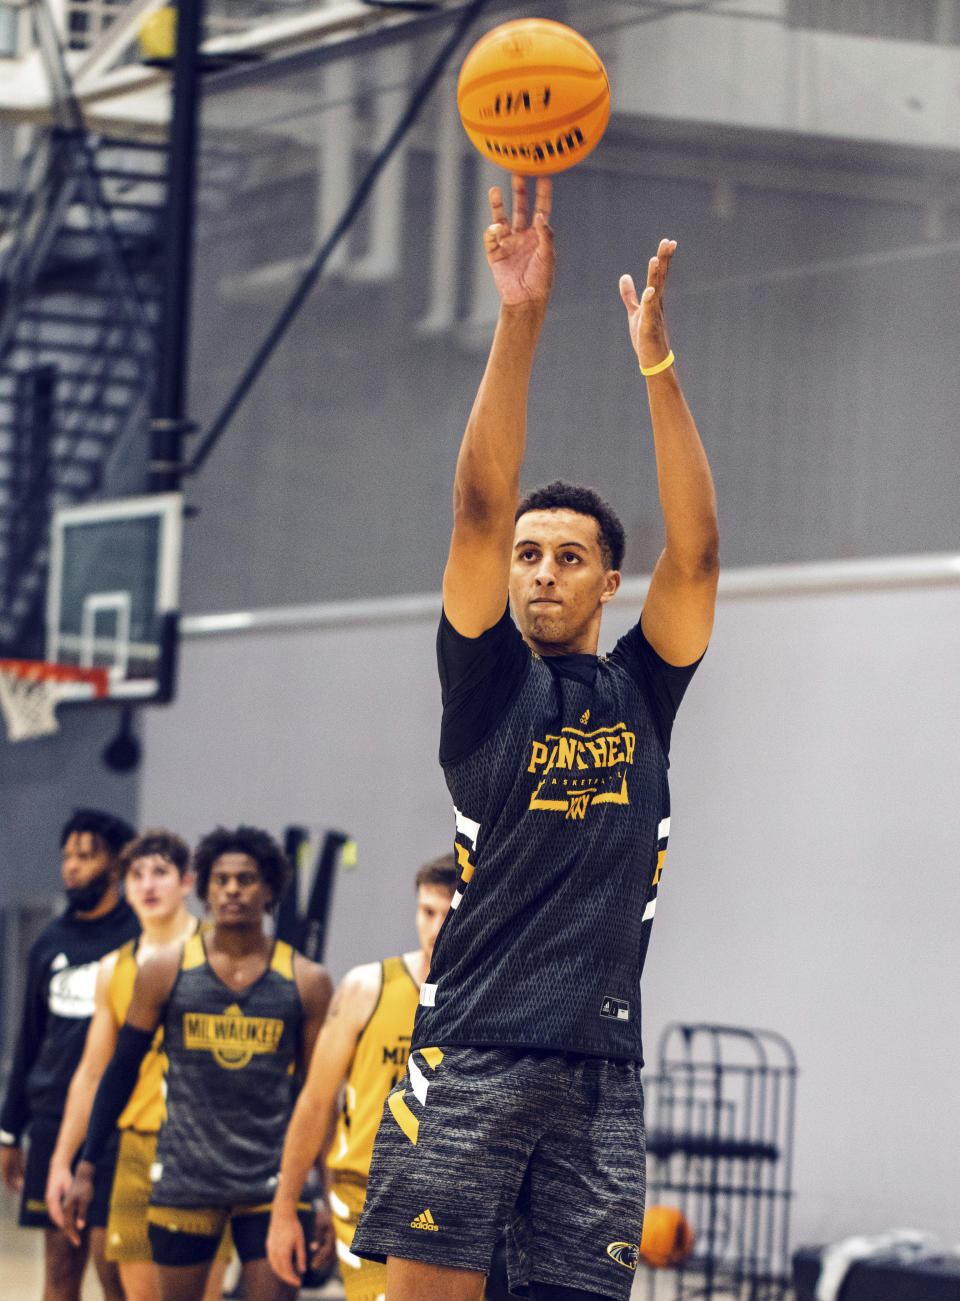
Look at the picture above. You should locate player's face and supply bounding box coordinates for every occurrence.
[509,508,620,655]
[416,884,454,960]
[61,831,112,891]
[125,854,192,924]
[206,853,272,926]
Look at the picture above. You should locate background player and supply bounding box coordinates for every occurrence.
[0,807,137,1301]
[61,825,332,1301]
[266,853,457,1298]
[45,829,227,1301]
[351,175,719,1301]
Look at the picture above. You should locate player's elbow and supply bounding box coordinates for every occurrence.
[692,507,720,572]
[452,441,517,528]
[698,528,720,577]
[452,478,507,532]
[668,524,719,582]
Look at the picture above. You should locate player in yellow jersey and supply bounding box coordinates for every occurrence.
[45,830,227,1301]
[266,854,457,1300]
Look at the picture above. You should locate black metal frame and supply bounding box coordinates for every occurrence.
[0,0,169,652]
[644,1023,798,1301]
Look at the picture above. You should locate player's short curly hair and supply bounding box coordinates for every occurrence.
[516,480,626,571]
[192,825,291,907]
[60,808,136,858]
[414,853,457,894]
[118,829,191,878]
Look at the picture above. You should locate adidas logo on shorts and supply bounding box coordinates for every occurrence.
[410,1208,439,1231]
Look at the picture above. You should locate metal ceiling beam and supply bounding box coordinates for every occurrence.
[0,1,464,126]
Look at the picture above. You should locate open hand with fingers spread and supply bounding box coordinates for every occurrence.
[484,174,555,306]
[619,238,677,375]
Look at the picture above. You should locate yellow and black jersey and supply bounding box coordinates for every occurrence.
[327,956,419,1182]
[107,935,182,1133]
[151,933,304,1208]
[418,607,701,1064]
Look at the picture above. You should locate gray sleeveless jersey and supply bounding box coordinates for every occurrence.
[151,933,303,1208]
[414,611,699,1063]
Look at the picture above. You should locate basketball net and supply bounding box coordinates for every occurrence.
[0,660,109,742]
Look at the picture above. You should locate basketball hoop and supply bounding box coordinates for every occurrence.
[0,659,109,743]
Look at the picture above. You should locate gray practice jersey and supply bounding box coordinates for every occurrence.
[414,609,700,1064]
[151,932,303,1208]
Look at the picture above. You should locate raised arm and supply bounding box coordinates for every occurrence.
[619,242,719,665]
[46,951,121,1227]
[442,174,555,638]
[267,965,378,1287]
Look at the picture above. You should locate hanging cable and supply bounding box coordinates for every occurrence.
[187,0,494,475]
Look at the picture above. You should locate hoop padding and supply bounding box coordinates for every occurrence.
[0,660,109,742]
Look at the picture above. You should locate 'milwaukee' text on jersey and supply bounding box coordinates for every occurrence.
[182,1009,284,1059]
[415,609,702,1064]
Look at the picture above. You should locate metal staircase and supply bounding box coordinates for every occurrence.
[0,2,167,652]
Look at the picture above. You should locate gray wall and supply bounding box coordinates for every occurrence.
[140,571,960,1249]
[2,0,959,1260]
[0,706,138,911]
[138,604,451,978]
[0,707,138,1062]
[180,6,960,615]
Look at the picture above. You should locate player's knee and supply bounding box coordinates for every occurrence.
[94,1268,126,1301]
[239,1254,298,1301]
[44,1225,87,1288]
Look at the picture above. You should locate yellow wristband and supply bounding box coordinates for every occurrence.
[640,349,675,377]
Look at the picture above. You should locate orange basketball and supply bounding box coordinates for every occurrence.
[639,1205,695,1269]
[456,18,610,175]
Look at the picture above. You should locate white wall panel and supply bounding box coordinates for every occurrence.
[141,567,960,1248]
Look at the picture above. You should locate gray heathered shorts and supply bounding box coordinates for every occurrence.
[350,1045,646,1301]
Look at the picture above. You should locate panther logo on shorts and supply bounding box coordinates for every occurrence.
[606,1241,640,1270]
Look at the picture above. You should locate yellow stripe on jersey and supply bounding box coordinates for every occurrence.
[387,1089,420,1146]
[455,842,475,884]
[108,939,167,1133]
[181,932,205,970]
[269,940,294,980]
[107,939,137,1027]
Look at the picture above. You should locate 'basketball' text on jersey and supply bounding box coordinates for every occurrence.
[527,722,635,817]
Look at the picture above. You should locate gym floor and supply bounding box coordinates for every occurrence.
[0,1192,348,1299]
[2,1194,792,1299]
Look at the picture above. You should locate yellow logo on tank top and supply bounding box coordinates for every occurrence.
[183,1003,283,1070]
[526,721,635,818]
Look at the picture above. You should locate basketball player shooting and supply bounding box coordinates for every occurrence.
[349,175,719,1301]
